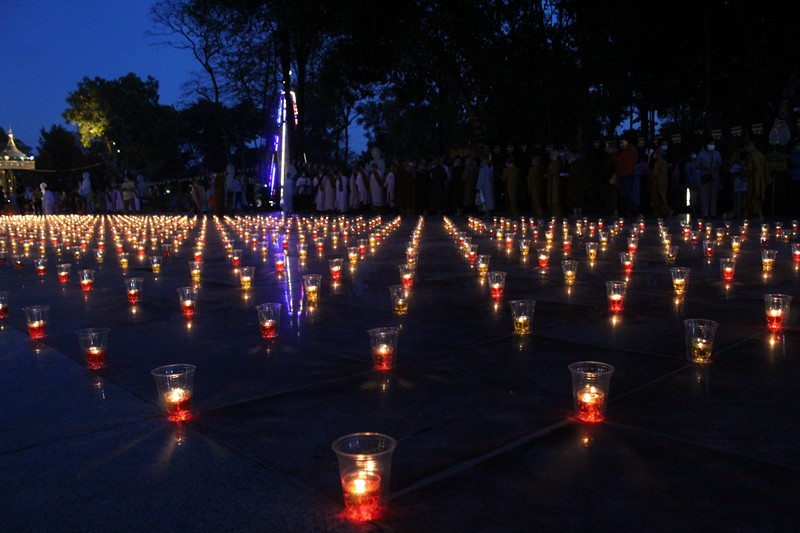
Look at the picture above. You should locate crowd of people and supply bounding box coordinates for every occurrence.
[278,139,800,220]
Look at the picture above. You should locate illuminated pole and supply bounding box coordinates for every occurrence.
[279,89,288,206]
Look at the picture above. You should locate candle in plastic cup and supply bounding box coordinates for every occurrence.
[683,319,718,364]
[347,247,358,264]
[118,253,129,269]
[231,249,242,268]
[764,294,792,332]
[585,242,598,261]
[177,287,198,318]
[151,364,196,422]
[761,249,777,272]
[161,243,172,257]
[509,299,535,335]
[240,266,255,289]
[332,433,396,522]
[487,271,506,299]
[94,248,104,263]
[720,258,735,282]
[665,246,678,264]
[730,235,741,253]
[669,267,690,295]
[256,303,281,339]
[187,261,202,283]
[303,274,321,303]
[124,277,144,304]
[537,248,550,269]
[562,260,578,286]
[75,327,111,370]
[568,361,614,423]
[792,243,800,263]
[78,269,95,292]
[477,254,490,276]
[399,265,414,290]
[297,243,308,260]
[274,252,286,273]
[149,255,162,274]
[329,258,343,282]
[23,305,50,339]
[368,327,400,371]
[0,291,9,319]
[702,239,715,257]
[389,285,408,316]
[56,263,71,283]
[34,257,47,276]
[606,281,626,313]
[620,252,633,275]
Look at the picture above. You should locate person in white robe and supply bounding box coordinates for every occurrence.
[336,170,349,212]
[323,170,336,212]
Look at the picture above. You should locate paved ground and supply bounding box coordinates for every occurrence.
[1,213,797,532]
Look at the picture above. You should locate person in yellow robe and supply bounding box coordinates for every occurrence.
[526,155,544,216]
[649,148,672,217]
[744,140,766,218]
[501,156,520,215]
[545,150,561,216]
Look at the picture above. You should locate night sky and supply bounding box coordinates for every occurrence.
[1,0,198,153]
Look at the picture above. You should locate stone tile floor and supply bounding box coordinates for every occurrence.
[0,213,797,532]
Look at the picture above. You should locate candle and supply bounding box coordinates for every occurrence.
[514,315,531,335]
[86,346,106,370]
[342,471,381,521]
[490,283,503,298]
[608,294,624,313]
[240,276,252,289]
[538,253,549,269]
[260,319,278,339]
[689,338,712,364]
[36,264,46,276]
[181,300,196,318]
[722,267,734,281]
[164,388,192,421]
[373,344,395,371]
[762,258,775,271]
[477,263,489,276]
[80,279,93,292]
[275,259,285,273]
[622,261,633,275]
[563,270,576,286]
[672,278,686,294]
[401,273,413,290]
[231,256,241,267]
[576,385,605,423]
[767,309,783,332]
[305,285,319,303]
[393,297,407,315]
[28,320,46,339]
[127,289,140,304]
[0,303,7,319]
[330,266,341,281]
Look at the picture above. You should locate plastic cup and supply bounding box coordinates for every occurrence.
[561,260,578,286]
[585,242,598,261]
[23,305,50,339]
[329,258,344,282]
[702,239,715,258]
[669,267,690,295]
[389,285,408,316]
[332,433,397,522]
[620,252,633,275]
[606,281,626,312]
[78,269,95,292]
[57,263,71,283]
[118,252,129,269]
[149,255,162,274]
[75,327,111,370]
[231,248,242,267]
[720,258,735,282]
[569,361,614,423]
[34,257,47,276]
[399,264,414,290]
[124,277,144,304]
[303,274,321,303]
[240,266,255,289]
[94,248,105,263]
[189,261,202,283]
[477,254,490,276]
[684,319,719,364]
[665,246,678,264]
[297,243,308,260]
[367,327,400,371]
[177,287,198,318]
[274,252,286,273]
[537,248,550,269]
[764,294,792,332]
[509,299,535,335]
[151,364,196,422]
[256,303,281,339]
[487,271,506,298]
[761,249,777,272]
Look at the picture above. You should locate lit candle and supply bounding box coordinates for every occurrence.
[490,283,503,298]
[722,267,734,281]
[373,344,394,371]
[608,294,624,313]
[0,303,7,319]
[181,300,196,318]
[86,346,106,370]
[514,315,531,335]
[28,320,46,339]
[127,289,140,304]
[401,273,413,290]
[538,253,549,269]
[330,265,341,281]
[305,284,319,303]
[767,309,783,332]
[576,385,605,423]
[672,278,686,294]
[393,297,407,315]
[563,270,576,286]
[240,276,252,289]
[342,471,382,521]
[260,319,278,339]
[80,279,93,292]
[164,388,192,421]
[690,338,712,364]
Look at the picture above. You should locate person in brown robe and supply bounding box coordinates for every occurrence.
[649,148,672,217]
[526,155,544,217]
[462,157,478,213]
[501,156,520,215]
[394,160,414,214]
[545,150,562,216]
[744,140,766,218]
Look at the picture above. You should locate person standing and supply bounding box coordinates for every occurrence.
[230,175,245,212]
[323,169,336,212]
[729,150,747,218]
[41,183,57,215]
[526,155,544,217]
[649,148,672,217]
[79,172,93,214]
[501,156,520,215]
[450,158,464,214]
[394,160,414,214]
[545,150,562,216]
[121,174,136,212]
[368,163,385,211]
[414,159,430,214]
[684,152,702,217]
[462,156,478,214]
[610,137,638,217]
[696,140,723,217]
[385,163,396,211]
[743,140,766,219]
[335,169,349,213]
[282,173,295,214]
[428,158,446,214]
[475,157,495,215]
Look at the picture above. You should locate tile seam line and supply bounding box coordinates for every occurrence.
[386,419,572,501]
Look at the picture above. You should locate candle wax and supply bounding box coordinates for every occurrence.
[576,385,606,423]
[28,320,46,339]
[608,294,624,313]
[341,471,381,521]
[164,388,192,421]
[86,346,106,369]
[373,344,395,371]
[766,309,783,331]
[181,300,196,318]
[261,319,278,339]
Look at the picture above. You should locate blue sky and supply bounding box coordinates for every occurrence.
[0,1,368,157]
